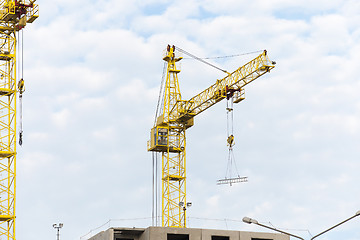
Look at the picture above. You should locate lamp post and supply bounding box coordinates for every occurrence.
[53,223,64,240]
[242,217,304,240]
[179,201,192,227]
[243,210,360,240]
[310,210,360,240]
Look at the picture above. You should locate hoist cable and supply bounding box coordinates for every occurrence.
[152,57,167,225]
[225,98,232,178]
[226,98,234,143]
[226,100,231,137]
[175,46,229,74]
[225,148,232,178]
[154,62,167,126]
[225,97,242,180]
[156,153,159,226]
[22,29,24,79]
[231,100,234,134]
[152,152,160,226]
[159,62,167,118]
[155,153,160,226]
[18,30,24,146]
[226,101,229,137]
[19,95,23,146]
[152,152,155,226]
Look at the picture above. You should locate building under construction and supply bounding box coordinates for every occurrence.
[89,227,289,240]
[87,47,280,240]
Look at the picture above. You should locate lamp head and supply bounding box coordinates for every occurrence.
[242,217,258,224]
[52,224,57,228]
[59,223,63,228]
[355,210,360,216]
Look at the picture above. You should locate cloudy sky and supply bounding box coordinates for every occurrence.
[16,0,360,240]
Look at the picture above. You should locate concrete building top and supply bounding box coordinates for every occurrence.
[89,226,289,240]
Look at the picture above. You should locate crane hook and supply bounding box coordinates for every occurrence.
[18,78,25,94]
[227,134,235,147]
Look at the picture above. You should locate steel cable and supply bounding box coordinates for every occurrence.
[154,62,167,126]
[175,46,229,74]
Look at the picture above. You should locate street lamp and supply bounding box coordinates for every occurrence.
[179,201,192,227]
[243,210,360,240]
[53,223,63,240]
[242,217,304,240]
[310,210,360,240]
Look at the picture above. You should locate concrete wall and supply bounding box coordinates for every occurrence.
[200,228,239,240]
[139,228,150,240]
[239,231,289,240]
[89,226,290,240]
[89,229,114,240]
[146,227,202,240]
[113,228,145,240]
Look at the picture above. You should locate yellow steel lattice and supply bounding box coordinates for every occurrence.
[149,45,275,228]
[0,1,38,239]
[159,46,187,228]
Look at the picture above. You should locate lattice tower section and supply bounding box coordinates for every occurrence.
[161,46,187,227]
[0,1,38,239]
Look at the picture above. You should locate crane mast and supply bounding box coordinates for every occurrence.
[0,1,38,239]
[148,45,275,228]
[148,45,188,227]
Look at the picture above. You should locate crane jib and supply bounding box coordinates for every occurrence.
[171,50,275,123]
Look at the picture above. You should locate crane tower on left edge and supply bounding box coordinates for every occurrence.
[0,1,38,240]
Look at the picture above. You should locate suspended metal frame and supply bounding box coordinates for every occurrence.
[0,1,38,239]
[148,45,275,228]
[216,94,248,186]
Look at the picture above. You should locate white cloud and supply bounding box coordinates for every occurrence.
[51,108,71,128]
[18,151,55,175]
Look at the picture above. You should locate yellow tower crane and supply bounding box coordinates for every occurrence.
[148,45,275,228]
[0,1,38,239]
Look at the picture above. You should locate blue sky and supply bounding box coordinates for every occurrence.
[17,0,360,240]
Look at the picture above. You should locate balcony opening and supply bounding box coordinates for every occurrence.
[167,233,189,240]
[212,236,230,240]
[251,238,273,240]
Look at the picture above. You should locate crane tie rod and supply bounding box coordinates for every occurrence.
[183,50,263,60]
[175,46,229,74]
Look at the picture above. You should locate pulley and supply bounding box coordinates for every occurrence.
[18,78,25,146]
[18,78,25,94]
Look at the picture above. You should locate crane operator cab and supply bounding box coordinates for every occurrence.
[148,125,184,153]
[148,126,168,152]
[155,127,168,146]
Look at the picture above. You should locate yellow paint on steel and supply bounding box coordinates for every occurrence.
[147,46,195,227]
[149,47,275,228]
[0,1,38,239]
[173,50,275,122]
